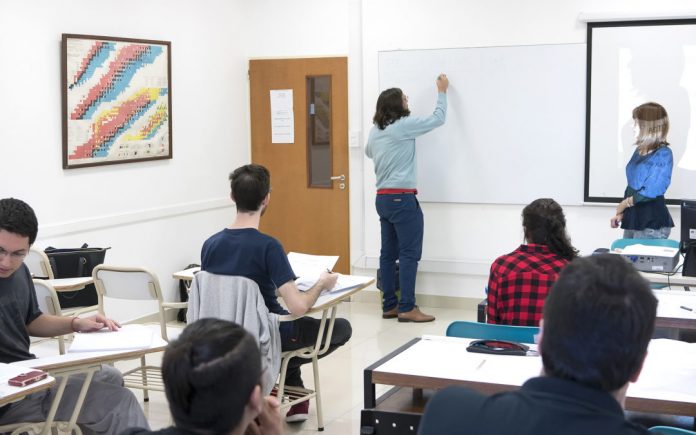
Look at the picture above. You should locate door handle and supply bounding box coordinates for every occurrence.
[330,174,346,190]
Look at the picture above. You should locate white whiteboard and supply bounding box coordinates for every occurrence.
[587,21,696,203]
[378,44,586,204]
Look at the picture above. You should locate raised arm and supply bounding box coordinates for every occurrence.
[401,74,449,138]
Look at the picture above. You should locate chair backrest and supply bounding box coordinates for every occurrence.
[92,265,168,338]
[92,265,163,303]
[32,279,62,316]
[649,426,696,434]
[446,320,539,344]
[611,238,680,251]
[25,248,54,279]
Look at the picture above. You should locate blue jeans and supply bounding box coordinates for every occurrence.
[376,194,423,313]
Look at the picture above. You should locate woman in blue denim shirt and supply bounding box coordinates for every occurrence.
[610,102,674,238]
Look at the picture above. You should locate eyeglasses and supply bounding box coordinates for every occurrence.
[0,247,28,261]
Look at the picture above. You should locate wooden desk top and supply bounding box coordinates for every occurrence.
[0,364,56,406]
[368,335,696,417]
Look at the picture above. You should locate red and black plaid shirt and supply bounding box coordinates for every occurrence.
[486,244,569,326]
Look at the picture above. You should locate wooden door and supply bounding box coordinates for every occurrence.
[249,58,350,274]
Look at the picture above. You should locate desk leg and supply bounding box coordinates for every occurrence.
[364,369,376,408]
[64,369,96,433]
[41,376,69,435]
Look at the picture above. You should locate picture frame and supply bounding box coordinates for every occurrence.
[61,34,172,169]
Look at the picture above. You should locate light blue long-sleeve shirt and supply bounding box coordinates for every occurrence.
[365,92,447,189]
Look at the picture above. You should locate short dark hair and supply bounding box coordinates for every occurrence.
[0,198,38,245]
[522,198,578,261]
[540,254,657,392]
[229,164,271,213]
[162,319,261,433]
[373,88,411,130]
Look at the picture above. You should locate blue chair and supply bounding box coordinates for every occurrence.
[649,426,696,434]
[611,238,679,251]
[446,320,539,343]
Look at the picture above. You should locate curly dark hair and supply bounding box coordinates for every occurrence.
[0,198,38,245]
[523,198,578,261]
[163,319,261,433]
[373,88,411,130]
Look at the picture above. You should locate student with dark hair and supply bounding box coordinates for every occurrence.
[0,198,148,434]
[611,102,674,238]
[124,318,283,435]
[365,74,449,323]
[487,198,578,326]
[200,164,352,423]
[419,254,656,435]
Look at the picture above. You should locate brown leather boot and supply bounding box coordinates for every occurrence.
[382,307,398,319]
[398,306,435,323]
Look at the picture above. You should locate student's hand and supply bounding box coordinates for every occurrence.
[245,396,283,435]
[318,271,339,292]
[436,73,449,93]
[610,213,623,229]
[74,314,121,332]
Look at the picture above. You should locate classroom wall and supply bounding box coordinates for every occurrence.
[0,0,354,320]
[2,1,694,320]
[355,0,693,300]
[0,0,245,320]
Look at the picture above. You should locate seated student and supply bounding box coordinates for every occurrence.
[200,164,352,423]
[0,198,148,434]
[419,254,656,435]
[124,318,283,435]
[487,198,578,326]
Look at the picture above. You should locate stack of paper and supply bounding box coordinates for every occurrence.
[69,324,154,352]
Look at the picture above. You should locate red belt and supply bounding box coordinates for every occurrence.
[377,188,418,195]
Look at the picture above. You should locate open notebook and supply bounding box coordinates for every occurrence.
[69,324,154,352]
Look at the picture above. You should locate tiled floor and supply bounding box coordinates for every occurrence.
[30,298,477,434]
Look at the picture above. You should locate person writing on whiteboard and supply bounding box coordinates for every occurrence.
[365,74,448,323]
[487,198,578,326]
[610,102,674,238]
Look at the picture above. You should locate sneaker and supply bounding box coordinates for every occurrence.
[285,400,309,423]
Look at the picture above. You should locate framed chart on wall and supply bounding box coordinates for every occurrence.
[61,34,172,169]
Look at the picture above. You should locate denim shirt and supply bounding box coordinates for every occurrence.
[625,145,672,203]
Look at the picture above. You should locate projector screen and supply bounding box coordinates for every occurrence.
[586,19,696,203]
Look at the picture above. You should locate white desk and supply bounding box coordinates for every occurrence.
[365,335,696,417]
[45,277,93,293]
[642,270,696,289]
[655,289,696,330]
[0,364,55,407]
[9,327,168,434]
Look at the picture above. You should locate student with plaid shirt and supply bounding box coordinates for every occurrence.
[487,198,578,326]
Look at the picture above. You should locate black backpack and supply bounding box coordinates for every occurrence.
[177,263,199,322]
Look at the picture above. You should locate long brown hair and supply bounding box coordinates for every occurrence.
[373,88,410,130]
[523,198,578,261]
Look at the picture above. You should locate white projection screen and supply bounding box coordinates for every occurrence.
[586,19,696,204]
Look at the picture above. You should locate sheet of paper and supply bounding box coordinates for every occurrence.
[270,89,294,143]
[288,252,339,288]
[69,324,154,352]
